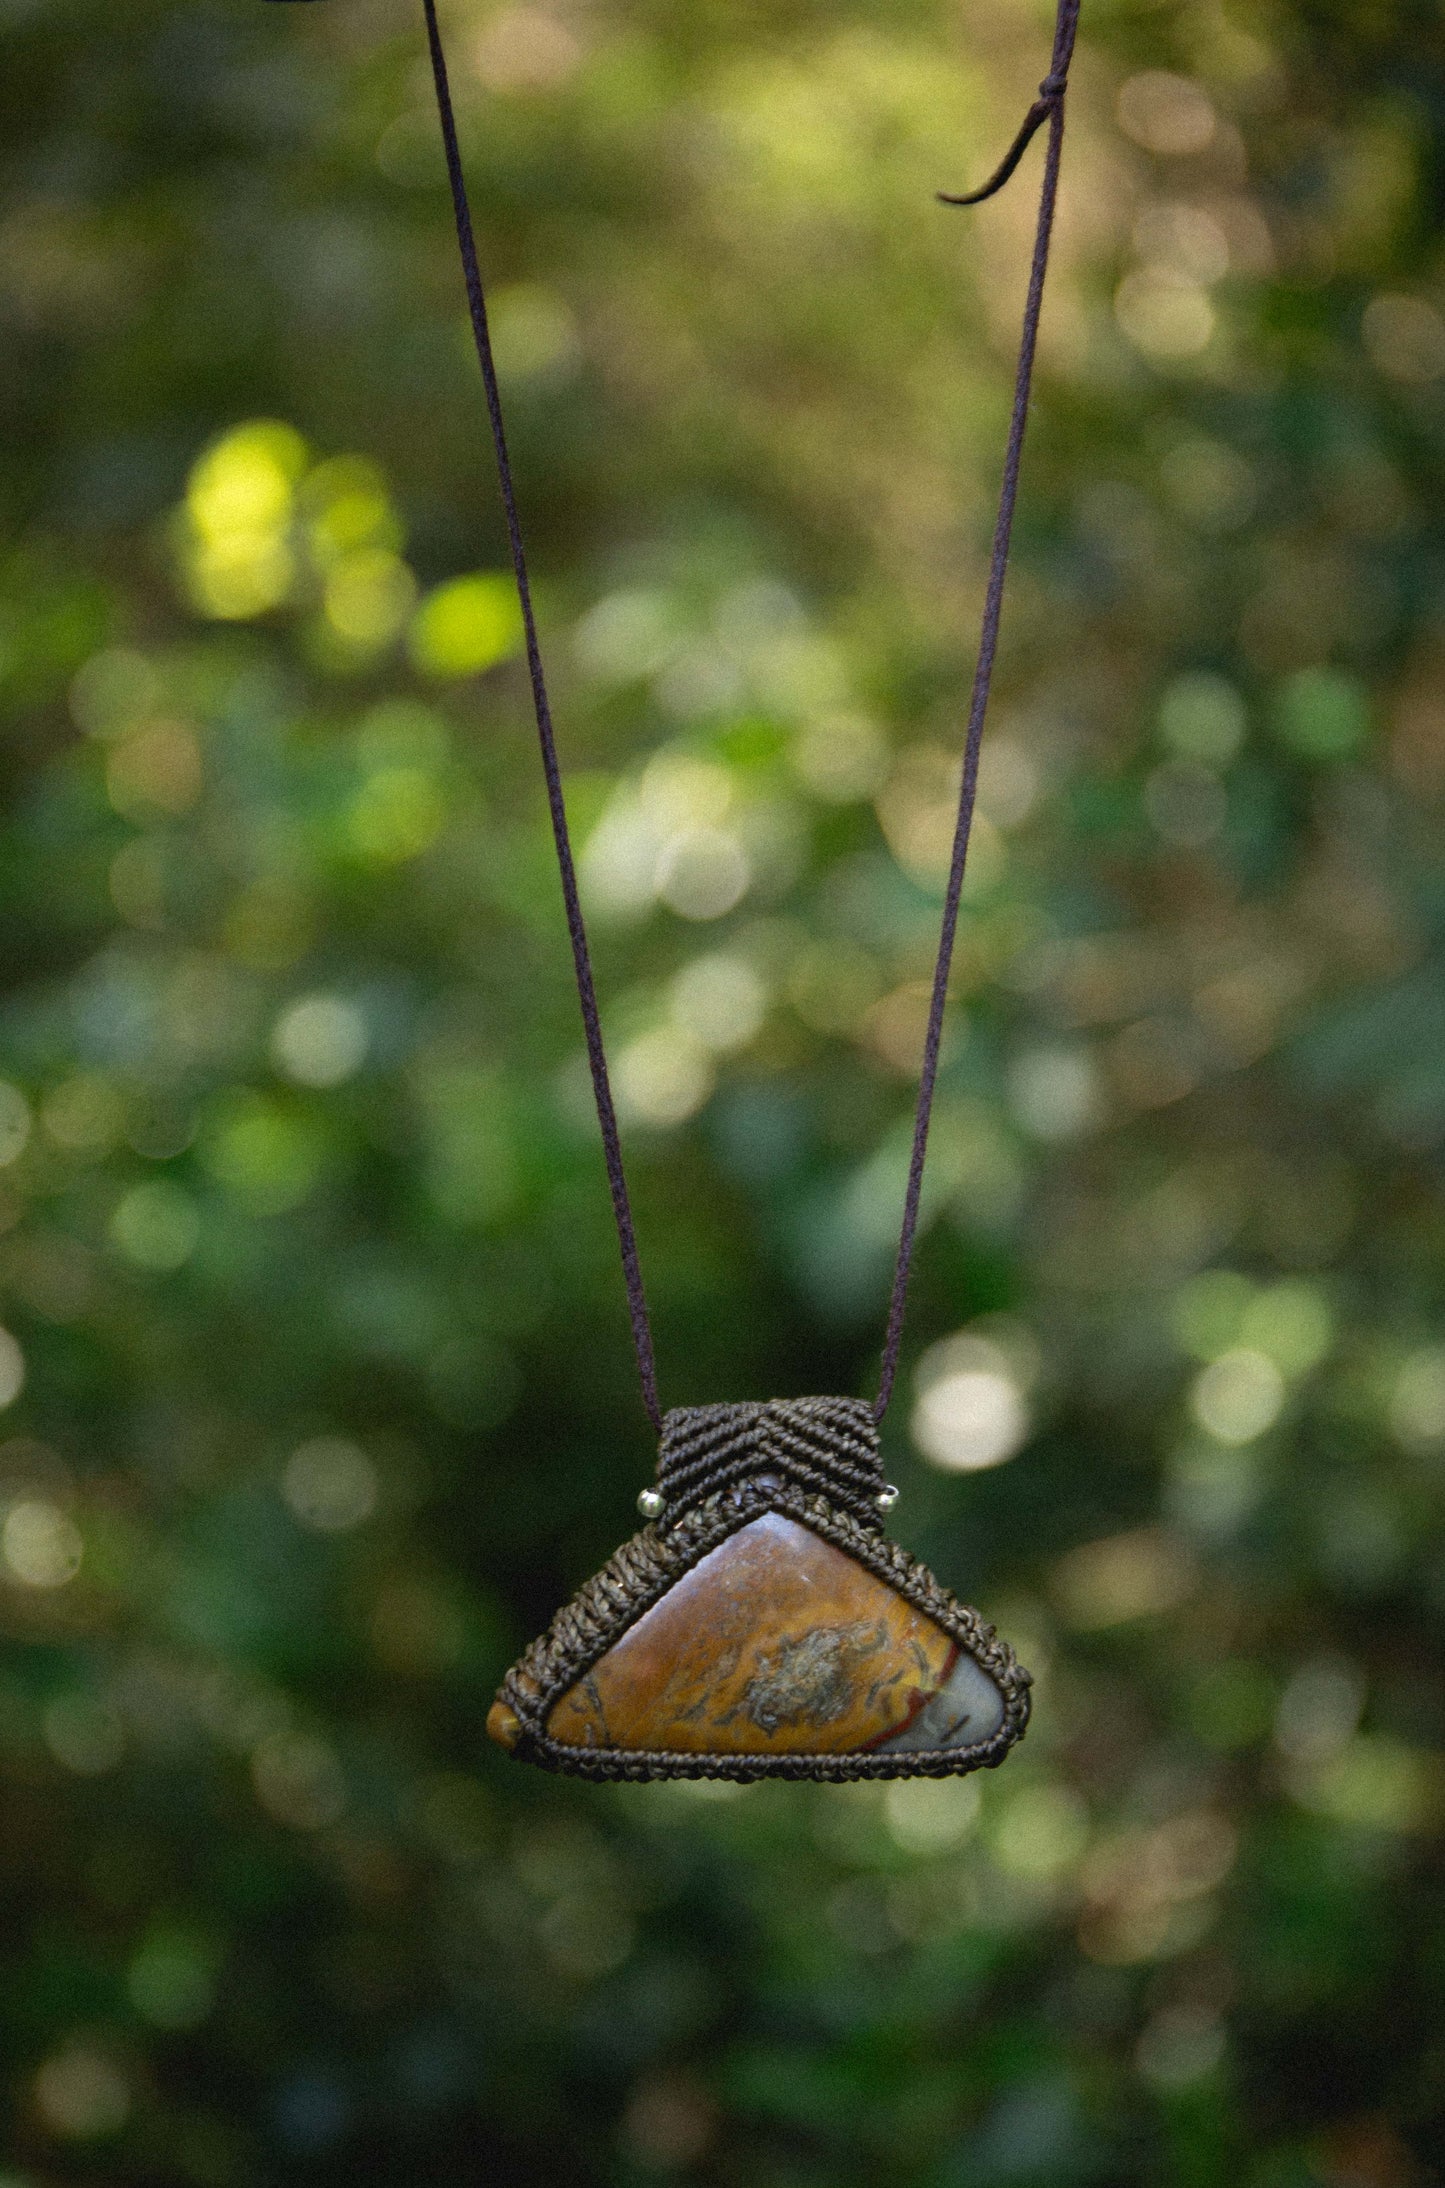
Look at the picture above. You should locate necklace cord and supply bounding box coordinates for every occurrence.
[420,0,662,1432]
[417,0,1079,1436]
[873,0,1079,1422]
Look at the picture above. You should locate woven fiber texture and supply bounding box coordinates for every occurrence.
[654,1395,885,1530]
[493,1471,1032,1783]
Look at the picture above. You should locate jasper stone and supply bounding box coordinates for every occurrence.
[486,1700,522,1751]
[872,1642,1006,1753]
[543,1512,1006,1756]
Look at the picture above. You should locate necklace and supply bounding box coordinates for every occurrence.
[271,0,1079,1781]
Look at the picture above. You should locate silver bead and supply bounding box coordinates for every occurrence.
[875,1483,900,1515]
[637,1487,666,1520]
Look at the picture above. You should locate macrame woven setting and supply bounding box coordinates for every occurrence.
[653,1397,887,1531]
[486,1405,1032,1783]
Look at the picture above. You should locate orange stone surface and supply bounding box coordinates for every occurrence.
[545,1513,964,1755]
[486,1700,521,1751]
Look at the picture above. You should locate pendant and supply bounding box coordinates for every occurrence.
[487,1398,1031,1782]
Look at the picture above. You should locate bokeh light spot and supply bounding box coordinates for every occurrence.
[1239,1280,1332,1376]
[791,713,888,802]
[110,838,168,930]
[1173,1270,1254,1360]
[988,1783,1089,1883]
[41,1075,123,1157]
[282,1437,378,1533]
[1051,1528,1195,1628]
[1274,667,1370,761]
[1136,2007,1226,2089]
[788,939,882,1036]
[912,1334,1030,1473]
[1116,72,1216,156]
[1293,1735,1437,1833]
[1363,293,1445,384]
[200,1094,324,1214]
[408,573,522,679]
[884,1775,980,1853]
[1274,1656,1365,1765]
[110,1179,201,1272]
[574,588,680,684]
[1190,1348,1285,1443]
[180,420,307,620]
[69,647,158,740]
[105,720,203,818]
[976,735,1043,830]
[346,766,447,864]
[1007,1046,1102,1141]
[371,1574,466,1675]
[1079,1809,1235,1964]
[252,1731,346,1830]
[1133,202,1230,285]
[128,1930,218,2030]
[3,1499,81,1587]
[323,549,417,651]
[877,746,1006,893]
[539,1892,635,1981]
[614,1028,714,1127]
[473,5,581,93]
[42,1694,124,1776]
[655,828,750,920]
[1157,672,1247,765]
[488,282,581,381]
[224,878,314,972]
[274,2072,352,2154]
[299,454,403,564]
[670,952,766,1052]
[1115,270,1215,361]
[34,2048,130,2140]
[639,754,732,831]
[0,1329,25,1410]
[1390,1347,1445,1452]
[272,995,368,1088]
[1159,439,1256,531]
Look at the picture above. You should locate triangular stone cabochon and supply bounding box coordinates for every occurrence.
[545,1512,1007,1757]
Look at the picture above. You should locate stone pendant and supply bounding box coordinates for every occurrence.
[487,1397,1031,1782]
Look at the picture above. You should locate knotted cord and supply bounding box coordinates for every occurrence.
[414,0,1081,1431]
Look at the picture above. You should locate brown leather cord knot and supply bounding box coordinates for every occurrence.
[936,0,1079,206]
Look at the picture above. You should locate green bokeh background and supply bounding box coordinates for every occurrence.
[2,0,1445,2180]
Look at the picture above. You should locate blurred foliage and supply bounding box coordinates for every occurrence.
[1,0,1445,2180]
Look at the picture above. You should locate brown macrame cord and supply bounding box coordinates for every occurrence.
[416,0,1081,1432]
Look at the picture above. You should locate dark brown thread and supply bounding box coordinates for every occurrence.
[420,0,661,1431]
[414,0,1080,1433]
[874,0,1080,1420]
